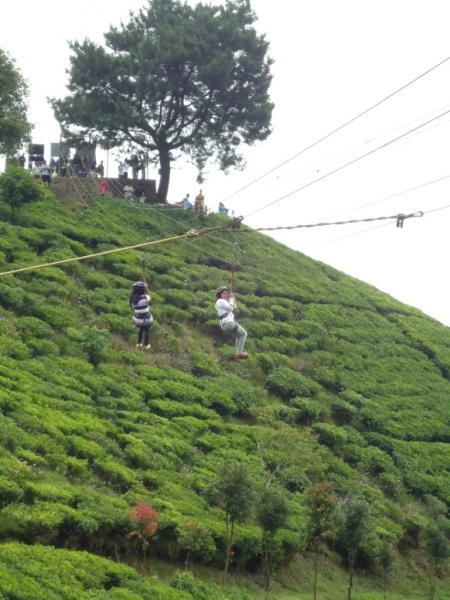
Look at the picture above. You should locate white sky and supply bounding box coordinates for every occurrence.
[1,0,450,326]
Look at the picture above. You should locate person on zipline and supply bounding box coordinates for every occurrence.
[129,281,153,349]
[215,286,248,359]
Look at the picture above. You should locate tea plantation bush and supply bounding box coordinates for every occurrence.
[0,194,448,594]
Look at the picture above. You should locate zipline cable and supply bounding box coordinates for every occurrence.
[110,195,239,267]
[244,108,450,219]
[302,203,450,249]
[0,207,428,278]
[247,211,424,232]
[312,172,450,221]
[221,57,450,204]
[0,219,243,277]
[260,104,450,186]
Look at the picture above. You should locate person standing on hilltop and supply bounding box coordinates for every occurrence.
[194,189,206,217]
[129,281,153,350]
[215,286,248,359]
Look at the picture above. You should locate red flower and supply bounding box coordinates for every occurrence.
[130,501,158,535]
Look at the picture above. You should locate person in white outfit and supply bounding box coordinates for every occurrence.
[215,286,248,359]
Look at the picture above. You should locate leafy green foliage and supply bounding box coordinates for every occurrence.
[209,461,256,583]
[422,519,449,600]
[0,194,448,597]
[0,166,46,216]
[338,496,372,600]
[0,542,193,599]
[80,325,108,366]
[170,570,250,600]
[0,48,32,155]
[257,485,289,588]
[51,0,273,200]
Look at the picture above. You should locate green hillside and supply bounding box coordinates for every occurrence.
[0,190,449,599]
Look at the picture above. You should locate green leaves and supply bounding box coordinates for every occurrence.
[51,0,273,200]
[0,48,32,155]
[0,166,45,217]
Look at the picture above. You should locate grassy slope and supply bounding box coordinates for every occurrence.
[0,193,449,599]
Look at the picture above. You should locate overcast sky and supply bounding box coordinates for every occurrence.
[1,1,450,326]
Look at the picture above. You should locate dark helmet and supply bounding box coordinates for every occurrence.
[216,285,229,298]
[132,281,146,293]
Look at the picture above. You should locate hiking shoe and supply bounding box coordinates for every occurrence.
[144,344,151,350]
[235,352,249,360]
[136,343,143,349]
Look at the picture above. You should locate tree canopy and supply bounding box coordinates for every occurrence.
[0,48,32,156]
[50,0,273,201]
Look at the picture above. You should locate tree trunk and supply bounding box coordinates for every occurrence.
[429,566,435,600]
[313,545,319,600]
[347,555,355,600]
[266,539,273,591]
[261,533,269,590]
[223,516,234,586]
[156,147,171,203]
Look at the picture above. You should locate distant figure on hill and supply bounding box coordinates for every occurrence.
[123,183,134,200]
[135,185,146,203]
[129,281,153,350]
[98,179,108,196]
[118,161,128,180]
[39,162,51,186]
[218,201,229,215]
[215,285,248,360]
[194,189,206,217]
[127,154,140,179]
[180,193,192,209]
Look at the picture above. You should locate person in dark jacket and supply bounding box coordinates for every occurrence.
[129,281,153,349]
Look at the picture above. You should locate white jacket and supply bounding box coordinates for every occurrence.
[215,297,236,324]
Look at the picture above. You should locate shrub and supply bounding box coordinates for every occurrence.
[290,397,323,424]
[0,335,29,359]
[331,400,355,425]
[0,477,23,508]
[256,351,291,373]
[16,316,54,339]
[359,446,394,476]
[313,366,343,393]
[170,570,251,600]
[93,458,137,491]
[0,166,46,216]
[80,326,108,366]
[267,367,316,400]
[27,338,60,357]
[189,352,221,377]
[313,423,348,452]
[206,375,255,415]
[177,521,216,565]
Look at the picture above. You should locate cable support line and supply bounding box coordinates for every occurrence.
[319,172,450,221]
[243,211,424,233]
[423,202,450,216]
[110,195,239,265]
[304,222,392,249]
[303,203,450,250]
[363,101,450,145]
[222,57,450,203]
[0,219,243,277]
[244,108,450,219]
